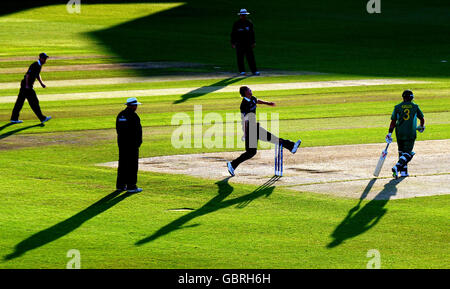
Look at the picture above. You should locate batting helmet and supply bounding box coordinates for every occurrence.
[402,90,414,101]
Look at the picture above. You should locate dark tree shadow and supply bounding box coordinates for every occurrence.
[0,123,44,140]
[173,76,247,104]
[4,190,135,261]
[135,176,279,245]
[327,177,405,248]
[3,1,449,78]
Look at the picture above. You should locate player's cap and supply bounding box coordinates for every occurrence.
[39,52,49,59]
[238,8,250,15]
[402,90,414,101]
[125,97,142,105]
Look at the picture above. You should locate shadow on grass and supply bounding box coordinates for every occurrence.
[135,176,279,245]
[3,190,135,261]
[327,177,405,248]
[0,123,44,140]
[173,76,246,104]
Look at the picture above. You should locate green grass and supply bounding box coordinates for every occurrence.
[0,0,449,269]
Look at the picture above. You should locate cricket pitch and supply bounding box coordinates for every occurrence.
[100,140,450,200]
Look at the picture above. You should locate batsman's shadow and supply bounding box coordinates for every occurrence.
[135,176,279,245]
[3,190,135,261]
[327,177,404,248]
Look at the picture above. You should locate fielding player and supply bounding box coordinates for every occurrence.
[385,90,425,178]
[231,9,260,76]
[10,53,52,124]
[116,97,143,193]
[227,86,301,176]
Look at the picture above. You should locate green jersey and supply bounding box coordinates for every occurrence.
[391,101,424,140]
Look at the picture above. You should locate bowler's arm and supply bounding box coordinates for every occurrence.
[257,99,275,106]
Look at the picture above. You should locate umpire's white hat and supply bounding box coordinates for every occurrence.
[125,97,141,105]
[238,8,250,15]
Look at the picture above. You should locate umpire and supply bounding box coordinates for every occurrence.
[116,97,143,193]
[10,53,52,124]
[231,8,260,76]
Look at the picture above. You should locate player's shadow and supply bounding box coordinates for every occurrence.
[327,177,404,248]
[0,123,44,140]
[173,76,247,104]
[3,190,135,261]
[135,176,278,245]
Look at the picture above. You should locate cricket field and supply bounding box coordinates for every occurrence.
[0,0,448,269]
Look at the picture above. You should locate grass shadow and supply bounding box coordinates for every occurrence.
[0,123,44,140]
[327,177,405,248]
[3,190,135,261]
[0,123,14,132]
[173,76,247,104]
[135,176,279,245]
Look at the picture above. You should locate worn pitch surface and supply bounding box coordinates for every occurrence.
[100,140,450,200]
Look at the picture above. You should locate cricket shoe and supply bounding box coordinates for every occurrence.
[10,120,23,124]
[253,71,261,76]
[239,72,246,76]
[227,162,235,176]
[291,139,302,154]
[41,116,52,124]
[392,166,399,179]
[400,171,409,177]
[127,188,143,193]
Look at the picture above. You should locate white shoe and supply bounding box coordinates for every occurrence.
[127,188,143,193]
[10,120,23,124]
[291,139,302,154]
[41,116,52,124]
[227,162,235,176]
[400,171,409,177]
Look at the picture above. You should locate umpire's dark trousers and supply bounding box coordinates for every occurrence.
[236,44,257,73]
[11,87,46,121]
[116,145,139,190]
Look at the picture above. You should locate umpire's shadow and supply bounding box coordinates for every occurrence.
[0,123,44,140]
[327,177,405,248]
[135,176,279,246]
[3,190,135,261]
[173,76,247,104]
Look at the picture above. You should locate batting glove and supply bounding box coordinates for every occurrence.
[385,133,393,143]
[417,126,425,133]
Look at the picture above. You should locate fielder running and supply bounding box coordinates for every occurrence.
[385,90,425,179]
[227,86,301,176]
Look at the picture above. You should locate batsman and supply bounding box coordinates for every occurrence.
[386,90,425,179]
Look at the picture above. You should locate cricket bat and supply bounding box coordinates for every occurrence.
[373,143,390,177]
